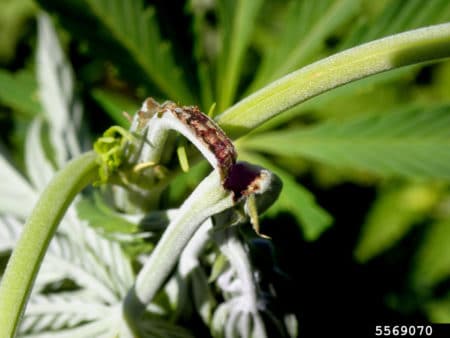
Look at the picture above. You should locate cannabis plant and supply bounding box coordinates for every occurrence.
[1,0,450,337]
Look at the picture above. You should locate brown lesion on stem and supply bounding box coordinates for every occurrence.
[136,98,237,180]
[133,98,281,237]
[170,104,237,179]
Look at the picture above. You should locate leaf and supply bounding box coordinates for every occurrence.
[25,118,56,191]
[249,0,450,132]
[0,69,41,117]
[239,151,333,241]
[20,292,111,334]
[0,0,36,63]
[249,0,360,93]
[39,220,134,304]
[41,236,118,304]
[0,216,21,253]
[91,88,137,128]
[215,0,264,110]
[411,219,450,289]
[36,13,82,166]
[75,225,135,298]
[0,153,37,219]
[340,0,450,49]
[166,160,210,205]
[76,193,138,234]
[354,182,442,262]
[186,1,215,110]
[20,315,116,338]
[37,0,194,103]
[425,292,450,323]
[242,105,450,180]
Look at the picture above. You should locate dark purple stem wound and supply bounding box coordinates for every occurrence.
[224,162,265,202]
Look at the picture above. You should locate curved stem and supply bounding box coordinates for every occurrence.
[216,23,450,139]
[0,151,99,337]
[123,170,234,322]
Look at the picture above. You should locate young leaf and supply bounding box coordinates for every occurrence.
[25,118,56,191]
[0,216,21,253]
[36,13,82,166]
[20,292,111,334]
[239,151,333,240]
[241,105,450,180]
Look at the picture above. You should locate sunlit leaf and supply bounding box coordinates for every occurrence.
[36,13,82,166]
[25,118,56,191]
[0,216,21,253]
[242,105,450,180]
[254,0,450,131]
[249,0,360,93]
[340,0,450,49]
[20,292,111,334]
[0,153,37,219]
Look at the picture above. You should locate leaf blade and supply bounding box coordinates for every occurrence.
[242,105,450,180]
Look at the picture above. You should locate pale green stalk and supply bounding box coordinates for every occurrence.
[216,23,450,139]
[0,151,99,338]
[124,170,234,323]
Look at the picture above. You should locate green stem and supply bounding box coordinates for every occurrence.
[124,170,234,323]
[216,23,450,139]
[0,151,99,337]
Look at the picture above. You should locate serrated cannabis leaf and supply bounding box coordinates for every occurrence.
[242,105,450,180]
[0,153,37,219]
[25,118,56,191]
[249,0,359,93]
[37,13,82,166]
[37,0,194,103]
[20,292,111,334]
